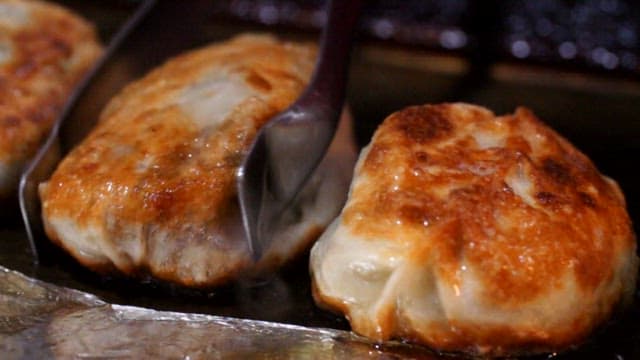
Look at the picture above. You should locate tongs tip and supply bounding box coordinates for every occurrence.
[237,134,268,262]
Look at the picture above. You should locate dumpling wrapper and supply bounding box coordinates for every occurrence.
[40,34,357,287]
[310,103,638,356]
[0,0,102,199]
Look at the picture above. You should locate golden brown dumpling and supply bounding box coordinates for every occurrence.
[310,103,637,356]
[40,34,356,287]
[0,0,102,198]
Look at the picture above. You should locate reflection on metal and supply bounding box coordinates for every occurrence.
[0,266,439,359]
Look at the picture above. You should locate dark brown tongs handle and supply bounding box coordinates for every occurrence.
[296,0,364,118]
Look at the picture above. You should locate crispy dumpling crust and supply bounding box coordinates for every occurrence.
[40,34,356,287]
[311,103,637,356]
[0,0,102,198]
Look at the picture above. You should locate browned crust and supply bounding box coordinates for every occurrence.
[316,103,637,355]
[43,35,314,228]
[0,0,102,197]
[344,103,635,304]
[40,34,344,288]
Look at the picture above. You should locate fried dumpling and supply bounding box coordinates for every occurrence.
[310,103,637,356]
[40,34,356,287]
[0,0,102,199]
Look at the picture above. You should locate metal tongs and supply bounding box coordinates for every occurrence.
[19,0,156,262]
[237,0,363,261]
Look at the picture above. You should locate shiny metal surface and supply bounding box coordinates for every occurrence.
[0,265,438,359]
[19,0,157,262]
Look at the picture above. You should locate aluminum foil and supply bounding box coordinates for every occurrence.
[0,266,439,359]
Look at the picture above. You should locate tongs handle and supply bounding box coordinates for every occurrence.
[297,0,364,114]
[19,0,157,262]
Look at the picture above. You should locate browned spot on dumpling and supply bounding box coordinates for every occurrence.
[245,69,272,92]
[0,0,102,198]
[393,105,453,144]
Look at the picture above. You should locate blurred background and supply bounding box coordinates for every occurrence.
[208,0,640,223]
[211,0,640,77]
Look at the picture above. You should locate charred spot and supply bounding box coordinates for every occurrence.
[29,104,59,124]
[171,143,193,162]
[455,185,482,195]
[245,70,272,92]
[363,143,388,171]
[399,204,431,226]
[393,105,453,144]
[222,151,244,167]
[506,136,533,154]
[414,151,429,163]
[50,38,72,57]
[177,150,192,161]
[536,191,557,205]
[1,115,20,127]
[449,185,483,203]
[262,67,303,85]
[409,151,429,176]
[542,158,573,185]
[80,162,98,173]
[148,124,161,133]
[145,189,175,213]
[578,191,596,207]
[15,60,36,78]
[30,33,70,55]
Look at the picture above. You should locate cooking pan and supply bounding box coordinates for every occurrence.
[2,1,639,358]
